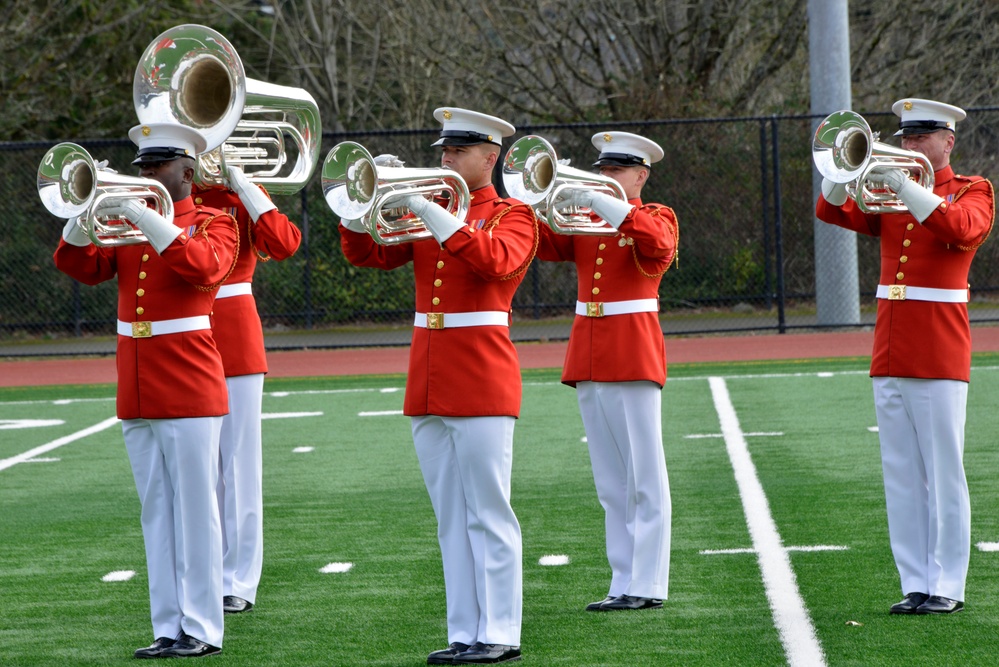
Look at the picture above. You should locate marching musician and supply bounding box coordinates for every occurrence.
[193,167,302,616]
[53,123,238,657]
[816,98,994,615]
[338,107,537,665]
[538,132,678,612]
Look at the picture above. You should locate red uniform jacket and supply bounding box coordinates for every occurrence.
[816,166,994,381]
[53,196,239,419]
[339,184,537,417]
[536,199,679,387]
[193,184,302,377]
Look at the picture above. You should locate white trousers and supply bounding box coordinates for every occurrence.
[873,376,970,601]
[577,381,671,600]
[412,415,523,647]
[123,416,224,648]
[217,373,265,603]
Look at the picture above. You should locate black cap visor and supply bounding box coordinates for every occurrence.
[592,152,649,168]
[431,130,498,147]
[895,120,953,136]
[131,147,194,166]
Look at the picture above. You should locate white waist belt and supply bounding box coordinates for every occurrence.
[414,311,510,330]
[216,282,252,299]
[117,315,211,339]
[876,284,968,303]
[576,298,659,318]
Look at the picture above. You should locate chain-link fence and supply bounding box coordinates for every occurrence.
[6,110,999,357]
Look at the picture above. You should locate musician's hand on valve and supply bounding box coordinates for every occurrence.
[884,169,944,223]
[821,178,849,206]
[554,189,594,211]
[96,199,181,254]
[226,166,276,222]
[61,216,91,247]
[404,194,464,245]
[373,154,405,168]
[586,191,636,229]
[879,168,909,194]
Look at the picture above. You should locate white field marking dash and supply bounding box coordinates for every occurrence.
[685,432,784,439]
[976,542,999,552]
[261,412,323,420]
[25,457,61,463]
[359,410,404,417]
[867,426,879,433]
[292,446,314,453]
[102,570,136,582]
[320,562,354,574]
[538,554,570,566]
[709,377,826,667]
[701,545,849,556]
[0,416,119,473]
[0,419,65,430]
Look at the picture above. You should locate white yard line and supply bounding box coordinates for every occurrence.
[0,416,119,473]
[708,377,826,667]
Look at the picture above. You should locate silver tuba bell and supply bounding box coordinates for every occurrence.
[38,142,173,247]
[502,135,627,235]
[133,24,321,195]
[812,110,934,214]
[321,141,470,245]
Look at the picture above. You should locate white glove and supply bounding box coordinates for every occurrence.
[339,217,368,234]
[61,216,91,247]
[226,166,276,222]
[879,168,944,223]
[96,199,180,254]
[373,154,405,168]
[404,195,465,244]
[586,191,635,229]
[553,188,594,212]
[821,178,849,206]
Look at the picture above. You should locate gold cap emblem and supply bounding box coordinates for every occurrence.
[903,101,913,111]
[442,110,452,120]
[142,126,151,136]
[487,135,493,142]
[603,133,613,142]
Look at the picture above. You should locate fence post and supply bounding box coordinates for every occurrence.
[770,116,787,334]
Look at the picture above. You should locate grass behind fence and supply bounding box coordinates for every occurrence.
[2,358,999,665]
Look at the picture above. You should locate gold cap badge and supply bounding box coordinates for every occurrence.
[903,101,913,111]
[442,110,452,120]
[603,133,613,142]
[142,126,151,136]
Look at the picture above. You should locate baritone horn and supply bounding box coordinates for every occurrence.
[502,135,627,235]
[812,110,934,214]
[321,141,470,245]
[133,24,321,195]
[38,143,173,246]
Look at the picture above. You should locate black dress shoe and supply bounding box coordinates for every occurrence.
[157,633,221,658]
[889,592,929,614]
[223,595,254,614]
[585,595,616,611]
[453,642,522,664]
[427,642,470,665]
[916,595,964,614]
[600,594,663,611]
[134,637,176,659]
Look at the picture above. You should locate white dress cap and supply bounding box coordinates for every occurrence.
[128,122,209,165]
[591,131,665,168]
[432,107,516,147]
[891,98,966,136]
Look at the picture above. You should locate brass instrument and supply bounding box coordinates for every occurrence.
[134,24,321,195]
[812,110,934,213]
[38,143,173,247]
[502,135,627,235]
[321,141,470,245]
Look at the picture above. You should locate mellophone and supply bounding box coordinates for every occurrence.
[812,109,934,213]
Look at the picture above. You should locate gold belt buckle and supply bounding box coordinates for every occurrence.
[426,313,444,329]
[887,285,907,301]
[586,302,604,317]
[131,321,153,338]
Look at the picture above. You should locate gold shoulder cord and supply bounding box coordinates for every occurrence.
[953,179,995,252]
[631,204,679,278]
[194,213,241,292]
[245,222,271,262]
[482,202,540,282]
